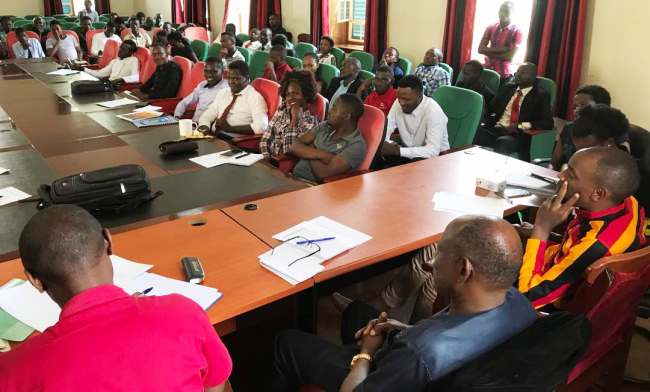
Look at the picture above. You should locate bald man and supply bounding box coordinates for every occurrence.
[474,62,554,162]
[414,47,450,97]
[0,205,232,391]
[272,216,538,392]
[519,147,646,309]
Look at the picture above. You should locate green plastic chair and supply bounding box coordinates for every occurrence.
[64,17,78,23]
[316,63,340,90]
[24,15,41,20]
[13,20,31,28]
[349,50,375,72]
[99,15,111,22]
[439,62,454,81]
[190,39,209,61]
[530,130,558,161]
[236,33,249,43]
[397,57,412,75]
[61,22,79,30]
[237,47,252,65]
[294,42,317,61]
[359,69,375,81]
[536,76,557,110]
[92,22,106,29]
[43,17,55,22]
[456,68,501,94]
[331,47,346,68]
[286,56,302,70]
[250,50,270,80]
[432,85,484,148]
[207,42,222,59]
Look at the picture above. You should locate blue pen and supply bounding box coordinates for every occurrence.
[296,237,336,245]
[141,287,154,295]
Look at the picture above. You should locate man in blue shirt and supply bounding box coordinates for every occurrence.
[271,215,538,391]
[414,48,451,97]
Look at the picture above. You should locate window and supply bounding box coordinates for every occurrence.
[348,0,366,43]
[224,0,251,34]
[330,0,366,49]
[470,0,534,69]
[61,0,73,15]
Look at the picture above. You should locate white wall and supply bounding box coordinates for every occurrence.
[0,0,43,17]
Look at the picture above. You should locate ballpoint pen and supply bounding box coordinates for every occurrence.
[296,237,336,245]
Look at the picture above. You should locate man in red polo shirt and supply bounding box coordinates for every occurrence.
[263,45,293,83]
[0,205,232,392]
[478,1,523,79]
[358,65,397,117]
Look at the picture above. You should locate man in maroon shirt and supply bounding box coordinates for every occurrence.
[263,45,293,83]
[478,1,523,79]
[0,205,232,392]
[357,65,397,117]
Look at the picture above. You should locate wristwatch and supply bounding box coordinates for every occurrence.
[350,353,372,368]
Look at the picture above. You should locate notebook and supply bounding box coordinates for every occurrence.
[0,279,35,342]
[132,116,179,128]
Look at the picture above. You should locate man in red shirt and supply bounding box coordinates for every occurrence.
[263,45,293,83]
[478,1,523,79]
[0,205,232,392]
[357,65,397,117]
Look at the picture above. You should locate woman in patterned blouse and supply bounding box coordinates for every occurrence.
[260,71,321,157]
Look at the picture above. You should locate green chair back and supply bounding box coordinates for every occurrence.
[286,56,302,70]
[24,15,41,20]
[237,47,252,65]
[294,42,317,61]
[92,22,106,29]
[250,50,270,80]
[13,20,31,28]
[61,22,79,30]
[99,15,111,22]
[397,57,412,75]
[331,47,346,68]
[456,68,501,94]
[207,42,222,59]
[316,63,340,90]
[432,85,484,148]
[359,69,375,81]
[536,76,557,110]
[64,17,78,23]
[236,33,249,43]
[190,39,209,61]
[43,17,55,22]
[531,130,558,161]
[439,62,454,80]
[349,50,375,72]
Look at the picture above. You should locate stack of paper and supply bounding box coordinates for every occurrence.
[96,97,140,108]
[259,216,372,285]
[190,150,265,168]
[432,192,510,218]
[46,69,79,76]
[0,255,221,334]
[506,172,557,196]
[0,187,31,207]
[0,279,34,342]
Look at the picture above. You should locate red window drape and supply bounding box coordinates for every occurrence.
[43,0,63,16]
[526,0,588,119]
[184,0,209,27]
[222,0,230,31]
[310,0,329,46]
[172,0,184,24]
[442,0,477,82]
[94,0,111,15]
[363,0,388,59]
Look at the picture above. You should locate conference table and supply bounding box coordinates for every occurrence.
[0,58,558,343]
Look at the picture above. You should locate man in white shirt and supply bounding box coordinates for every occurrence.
[78,0,100,22]
[12,28,45,59]
[174,57,228,121]
[90,22,122,57]
[81,40,139,86]
[219,32,245,68]
[243,28,262,51]
[198,60,268,136]
[382,74,449,166]
[123,19,151,48]
[46,21,81,64]
[259,28,272,52]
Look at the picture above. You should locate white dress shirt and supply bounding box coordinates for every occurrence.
[90,33,122,56]
[83,56,140,83]
[174,79,228,121]
[199,84,268,134]
[386,96,449,159]
[243,40,262,51]
[46,36,78,63]
[223,49,246,68]
[497,86,533,129]
[12,38,45,58]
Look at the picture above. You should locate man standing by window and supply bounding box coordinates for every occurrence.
[78,0,100,23]
[478,1,522,80]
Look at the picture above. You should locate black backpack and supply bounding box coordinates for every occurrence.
[71,79,114,95]
[36,164,162,214]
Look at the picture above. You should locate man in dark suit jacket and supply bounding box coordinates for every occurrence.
[474,62,554,161]
[325,57,364,104]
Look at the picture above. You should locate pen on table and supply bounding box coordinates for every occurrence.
[141,287,153,295]
[530,172,558,184]
[296,237,336,245]
[234,152,250,159]
[517,211,524,226]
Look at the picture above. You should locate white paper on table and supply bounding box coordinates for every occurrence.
[96,97,140,108]
[506,172,557,195]
[189,152,230,168]
[259,249,324,285]
[432,192,509,218]
[0,255,153,332]
[227,153,264,167]
[122,272,222,310]
[0,187,31,207]
[46,69,79,76]
[0,167,8,175]
[190,151,264,168]
[133,105,163,113]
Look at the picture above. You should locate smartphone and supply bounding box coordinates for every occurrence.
[221,149,243,157]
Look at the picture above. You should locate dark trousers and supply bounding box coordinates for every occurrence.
[474,126,532,162]
[271,301,379,392]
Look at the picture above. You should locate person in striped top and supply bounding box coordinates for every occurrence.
[519,147,646,309]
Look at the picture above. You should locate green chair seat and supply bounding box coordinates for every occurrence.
[294,42,317,61]
[92,22,106,29]
[397,57,412,75]
[237,47,252,65]
[439,62,454,80]
[250,50,270,80]
[190,39,209,61]
[207,42,222,59]
[331,47,346,68]
[286,56,302,70]
[316,63,340,90]
[359,69,374,81]
[456,68,501,94]
[432,85,484,148]
[349,50,375,72]
[236,33,249,44]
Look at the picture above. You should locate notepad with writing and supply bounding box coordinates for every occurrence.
[122,273,222,310]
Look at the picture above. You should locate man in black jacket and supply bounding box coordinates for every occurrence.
[474,62,554,161]
[325,57,364,104]
[132,44,182,100]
